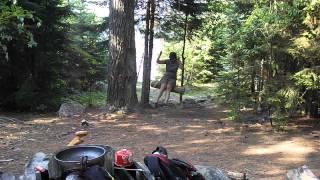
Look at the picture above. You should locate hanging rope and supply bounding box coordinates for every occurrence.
[137,52,144,79]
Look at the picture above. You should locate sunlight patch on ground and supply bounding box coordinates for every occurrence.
[206,119,219,122]
[243,140,316,156]
[175,150,188,154]
[25,118,60,125]
[90,119,118,128]
[91,113,104,118]
[114,123,132,128]
[56,122,66,125]
[183,129,197,133]
[0,134,19,140]
[167,126,180,130]
[186,125,204,129]
[5,124,18,128]
[187,139,212,144]
[277,157,307,162]
[166,144,182,148]
[261,169,286,176]
[137,125,167,133]
[99,119,117,123]
[209,127,235,134]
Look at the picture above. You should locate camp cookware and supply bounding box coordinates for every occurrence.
[54,145,106,170]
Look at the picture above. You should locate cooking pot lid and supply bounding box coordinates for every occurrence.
[54,145,106,163]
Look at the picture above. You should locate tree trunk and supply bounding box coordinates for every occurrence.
[107,0,137,108]
[179,13,188,103]
[148,0,155,91]
[141,0,152,105]
[257,58,264,113]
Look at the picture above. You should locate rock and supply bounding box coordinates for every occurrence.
[13,147,21,152]
[58,101,85,117]
[196,96,209,103]
[36,104,47,111]
[92,81,108,92]
[116,107,128,115]
[286,165,319,180]
[21,152,49,180]
[195,165,230,180]
[81,119,89,126]
[107,105,117,113]
[0,172,15,180]
[183,98,196,104]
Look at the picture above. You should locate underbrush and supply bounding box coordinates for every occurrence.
[64,91,107,107]
[184,83,217,98]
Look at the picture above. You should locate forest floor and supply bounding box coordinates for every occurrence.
[0,87,320,179]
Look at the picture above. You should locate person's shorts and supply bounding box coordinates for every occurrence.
[160,74,176,88]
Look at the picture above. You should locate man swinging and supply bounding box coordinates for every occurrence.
[155,51,182,107]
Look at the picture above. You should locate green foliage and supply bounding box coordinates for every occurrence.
[65,91,107,107]
[14,78,37,110]
[184,83,217,97]
[271,111,288,131]
[0,0,107,111]
[0,2,36,59]
[64,0,108,90]
[293,68,320,89]
[266,86,302,114]
[156,0,320,121]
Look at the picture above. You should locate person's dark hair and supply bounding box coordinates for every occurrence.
[169,52,177,61]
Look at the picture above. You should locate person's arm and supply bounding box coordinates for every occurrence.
[156,51,167,64]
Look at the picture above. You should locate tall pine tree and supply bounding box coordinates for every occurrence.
[107,0,138,109]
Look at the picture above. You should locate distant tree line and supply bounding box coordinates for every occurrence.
[0,0,107,111]
[160,0,320,120]
[1,0,319,120]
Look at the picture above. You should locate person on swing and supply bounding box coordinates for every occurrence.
[155,51,182,107]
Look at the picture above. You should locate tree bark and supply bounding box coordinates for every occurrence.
[107,0,137,108]
[180,13,188,103]
[141,0,151,105]
[148,0,155,94]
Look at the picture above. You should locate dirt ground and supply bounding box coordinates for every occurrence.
[0,101,319,179]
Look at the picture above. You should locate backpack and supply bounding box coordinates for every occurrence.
[144,147,205,180]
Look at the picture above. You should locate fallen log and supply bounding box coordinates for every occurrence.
[151,80,185,94]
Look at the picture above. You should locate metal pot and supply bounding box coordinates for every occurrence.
[54,145,106,171]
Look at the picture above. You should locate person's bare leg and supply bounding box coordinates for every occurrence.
[156,83,167,104]
[165,83,174,104]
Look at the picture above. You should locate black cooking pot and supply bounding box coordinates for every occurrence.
[54,145,106,170]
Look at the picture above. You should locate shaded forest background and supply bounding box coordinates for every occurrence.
[1,0,319,123]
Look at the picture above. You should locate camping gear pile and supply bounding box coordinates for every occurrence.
[2,145,215,180]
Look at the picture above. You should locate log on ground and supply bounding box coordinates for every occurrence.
[151,80,185,94]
